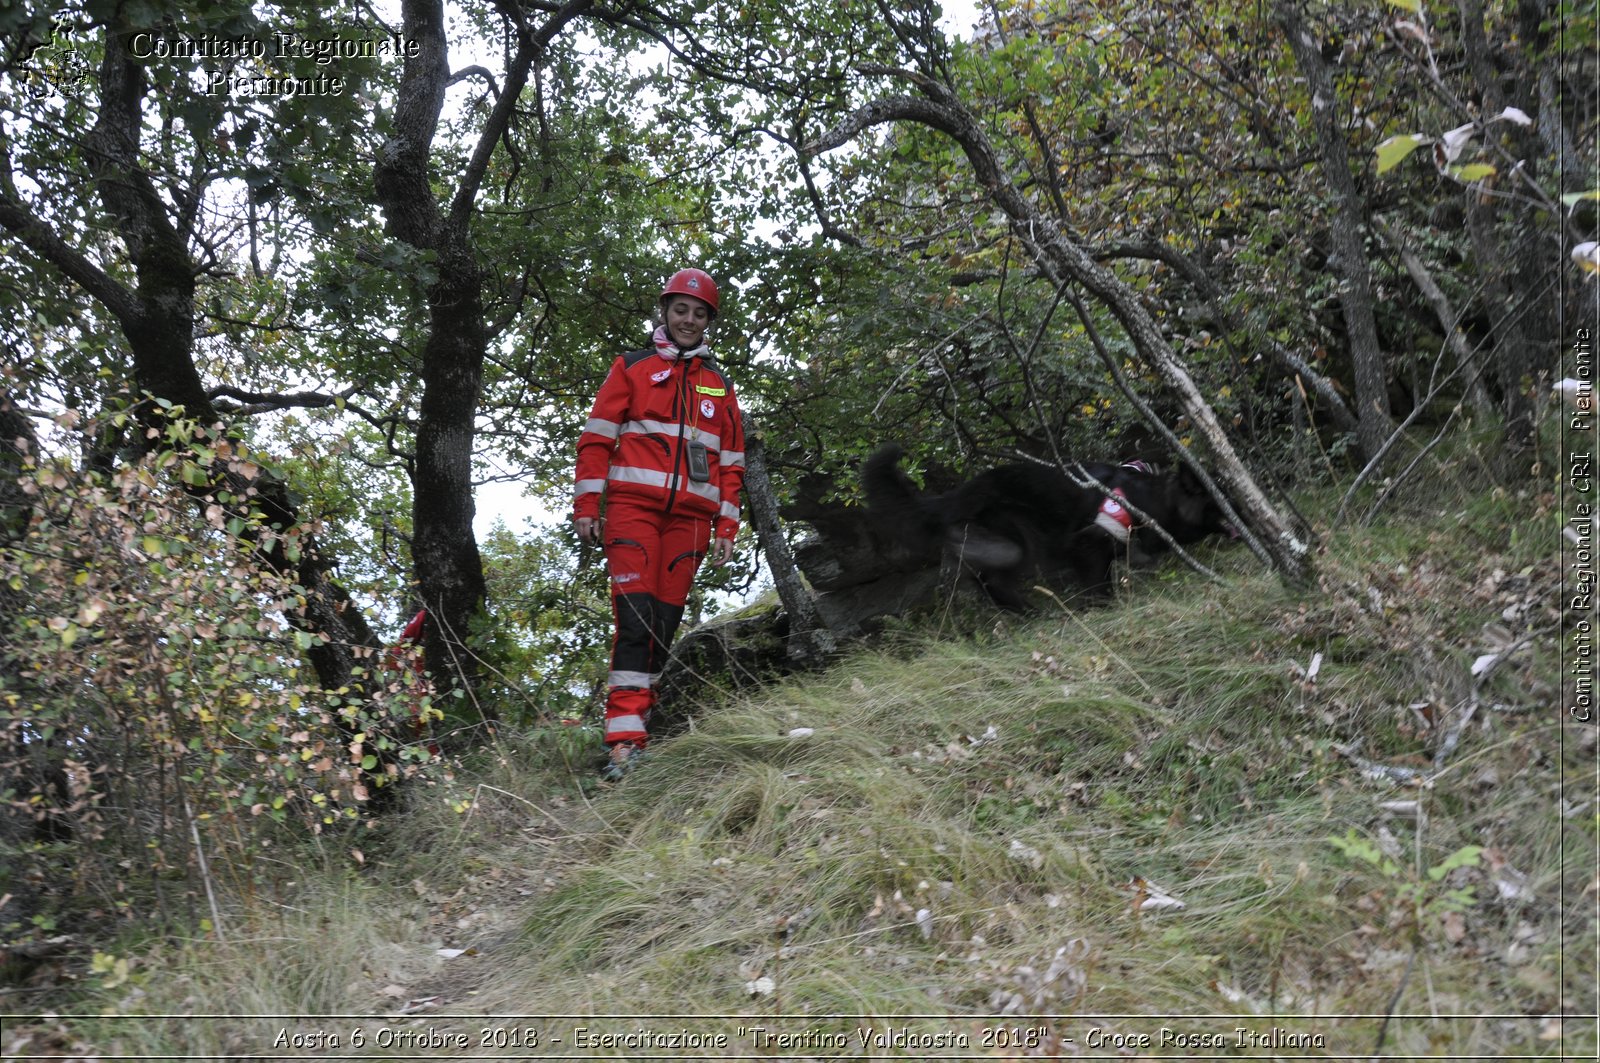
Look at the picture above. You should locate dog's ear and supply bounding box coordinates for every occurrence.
[1175,461,1205,496]
[1175,464,1245,539]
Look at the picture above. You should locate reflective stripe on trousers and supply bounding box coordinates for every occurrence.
[601,499,709,746]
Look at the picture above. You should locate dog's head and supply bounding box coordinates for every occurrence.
[1169,463,1241,544]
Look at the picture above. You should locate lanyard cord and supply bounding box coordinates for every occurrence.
[664,360,690,515]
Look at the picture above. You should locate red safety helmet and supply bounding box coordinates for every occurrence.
[660,268,719,317]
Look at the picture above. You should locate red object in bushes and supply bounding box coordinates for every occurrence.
[384,608,438,757]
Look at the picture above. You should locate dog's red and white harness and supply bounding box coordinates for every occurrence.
[1092,461,1154,543]
[1094,490,1133,541]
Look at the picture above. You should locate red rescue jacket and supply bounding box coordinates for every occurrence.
[574,346,745,539]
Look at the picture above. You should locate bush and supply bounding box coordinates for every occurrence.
[0,411,432,960]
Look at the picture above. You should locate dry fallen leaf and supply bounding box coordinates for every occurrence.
[1213,981,1262,1011]
[1573,241,1600,277]
[1008,840,1044,870]
[1554,378,1594,412]
[1378,800,1421,819]
[1140,891,1187,912]
[1493,865,1534,903]
[1126,875,1187,913]
[396,996,442,1015]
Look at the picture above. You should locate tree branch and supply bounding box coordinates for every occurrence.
[0,191,141,324]
[448,0,593,229]
[448,64,500,90]
[1369,216,1493,410]
[803,95,965,157]
[1095,238,1360,434]
[796,152,864,248]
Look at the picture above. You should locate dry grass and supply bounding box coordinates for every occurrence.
[17,478,1595,1060]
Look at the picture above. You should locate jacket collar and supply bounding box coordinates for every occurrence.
[651,324,709,362]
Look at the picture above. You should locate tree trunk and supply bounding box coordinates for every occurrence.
[1457,0,1564,462]
[742,425,841,660]
[372,0,590,718]
[409,247,491,721]
[1278,3,1395,463]
[372,0,494,712]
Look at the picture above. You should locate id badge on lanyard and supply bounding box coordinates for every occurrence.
[686,440,711,482]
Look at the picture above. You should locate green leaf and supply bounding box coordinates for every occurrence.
[1376,134,1426,174]
[1427,845,1484,881]
[1385,0,1422,11]
[1561,189,1600,207]
[1451,163,1497,182]
[1329,830,1380,864]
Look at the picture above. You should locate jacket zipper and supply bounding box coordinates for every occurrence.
[663,359,689,518]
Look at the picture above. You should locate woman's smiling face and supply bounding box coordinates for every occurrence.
[663,295,712,349]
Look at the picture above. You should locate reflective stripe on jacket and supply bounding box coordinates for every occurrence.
[574,347,746,539]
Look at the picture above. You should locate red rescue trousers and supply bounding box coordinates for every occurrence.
[601,498,711,747]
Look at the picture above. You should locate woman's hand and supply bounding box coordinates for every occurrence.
[575,516,603,546]
[710,536,735,567]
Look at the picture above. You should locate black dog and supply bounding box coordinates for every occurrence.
[862,444,1235,610]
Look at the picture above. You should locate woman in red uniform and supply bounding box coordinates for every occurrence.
[573,269,745,780]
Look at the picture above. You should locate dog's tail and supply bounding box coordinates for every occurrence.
[862,444,916,511]
[861,444,944,559]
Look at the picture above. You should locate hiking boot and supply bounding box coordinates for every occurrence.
[600,742,645,781]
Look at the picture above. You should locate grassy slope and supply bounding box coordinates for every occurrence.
[22,480,1596,1060]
